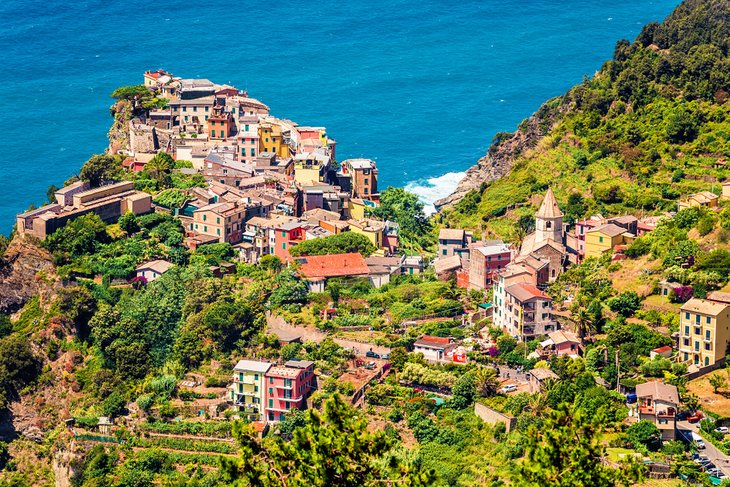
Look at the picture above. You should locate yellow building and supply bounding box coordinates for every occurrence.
[229,360,271,421]
[348,198,369,221]
[679,298,730,369]
[584,223,635,259]
[678,191,719,211]
[258,120,291,158]
[347,219,384,249]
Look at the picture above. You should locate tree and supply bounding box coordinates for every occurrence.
[626,420,661,451]
[289,232,376,258]
[46,184,59,203]
[111,84,151,100]
[709,373,727,394]
[0,335,40,409]
[118,212,140,234]
[368,187,431,248]
[269,270,308,309]
[146,152,174,189]
[450,371,477,409]
[475,367,500,397]
[79,154,123,187]
[221,394,434,486]
[608,291,641,317]
[514,405,643,486]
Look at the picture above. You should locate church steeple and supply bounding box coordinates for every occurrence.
[535,188,563,243]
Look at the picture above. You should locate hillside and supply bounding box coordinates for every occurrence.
[438,0,730,241]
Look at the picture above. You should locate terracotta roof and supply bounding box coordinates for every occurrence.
[652,345,672,353]
[296,252,370,280]
[506,282,551,302]
[439,228,466,241]
[636,381,679,405]
[414,335,453,350]
[536,188,563,219]
[548,330,581,345]
[434,255,463,274]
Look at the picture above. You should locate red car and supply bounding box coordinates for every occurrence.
[688,411,705,423]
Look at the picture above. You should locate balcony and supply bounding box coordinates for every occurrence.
[277,395,303,403]
[275,383,294,390]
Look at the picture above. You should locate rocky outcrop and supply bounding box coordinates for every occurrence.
[434,101,562,211]
[0,235,54,314]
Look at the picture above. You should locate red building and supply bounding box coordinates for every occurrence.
[274,221,306,261]
[264,360,316,422]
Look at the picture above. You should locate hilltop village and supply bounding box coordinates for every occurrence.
[3,8,730,481]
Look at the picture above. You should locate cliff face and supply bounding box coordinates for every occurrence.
[0,235,54,314]
[434,104,560,210]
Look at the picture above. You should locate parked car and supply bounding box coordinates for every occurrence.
[696,440,706,449]
[380,353,390,360]
[365,351,380,359]
[677,411,692,421]
[500,384,518,393]
[626,393,637,404]
[716,426,729,434]
[688,411,705,423]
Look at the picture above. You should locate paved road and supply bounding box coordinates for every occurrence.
[678,421,730,477]
[266,312,391,356]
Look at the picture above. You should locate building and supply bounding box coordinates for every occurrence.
[636,381,679,441]
[341,159,378,199]
[518,189,571,281]
[413,336,457,363]
[678,191,719,211]
[348,219,385,250]
[528,368,559,393]
[540,330,582,357]
[679,298,730,369]
[469,241,513,291]
[497,279,555,340]
[273,220,306,260]
[16,181,152,239]
[584,223,635,259]
[295,252,371,292]
[264,360,316,422]
[230,360,272,421]
[206,105,234,140]
[437,228,472,258]
[135,260,173,281]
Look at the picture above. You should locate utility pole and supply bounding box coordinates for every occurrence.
[615,348,620,393]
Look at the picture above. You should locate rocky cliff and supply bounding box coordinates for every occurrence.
[0,235,54,314]
[434,101,562,211]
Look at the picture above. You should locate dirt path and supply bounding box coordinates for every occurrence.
[266,312,391,356]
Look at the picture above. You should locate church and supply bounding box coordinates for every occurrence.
[515,188,573,283]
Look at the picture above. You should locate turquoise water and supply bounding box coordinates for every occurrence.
[0,0,679,232]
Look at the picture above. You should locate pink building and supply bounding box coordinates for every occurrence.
[468,241,513,291]
[264,360,316,421]
[541,330,583,357]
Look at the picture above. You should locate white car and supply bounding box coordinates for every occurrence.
[716,426,729,434]
[500,384,518,393]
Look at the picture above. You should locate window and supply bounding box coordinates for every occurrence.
[254,374,259,380]
[706,357,710,366]
[203,215,207,221]
[707,316,711,324]
[705,342,711,351]
[683,338,689,346]
[684,352,688,361]
[706,330,711,340]
[364,178,369,185]
[183,106,187,112]
[211,130,216,137]
[364,188,369,194]
[599,236,604,243]
[217,217,220,224]
[684,325,690,336]
[254,385,258,392]
[695,327,700,335]
[685,312,690,320]
[268,399,273,408]
[269,377,273,384]
[250,148,255,156]
[442,250,447,256]
[184,115,188,121]
[269,387,273,395]
[193,106,197,112]
[245,124,249,131]
[546,221,552,229]
[217,229,220,236]
[204,226,207,232]
[205,106,209,112]
[282,243,286,249]
[239,373,243,381]
[695,341,700,351]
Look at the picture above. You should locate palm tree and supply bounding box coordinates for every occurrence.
[146,152,173,188]
[476,367,500,397]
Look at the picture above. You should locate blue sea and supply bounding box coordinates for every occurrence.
[0,0,679,234]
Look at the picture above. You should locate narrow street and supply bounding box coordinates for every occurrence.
[678,421,730,477]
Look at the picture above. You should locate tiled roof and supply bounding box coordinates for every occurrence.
[636,381,679,405]
[439,228,465,241]
[530,368,559,381]
[297,252,370,280]
[681,298,730,316]
[506,282,551,302]
[136,259,173,274]
[587,223,629,238]
[548,329,580,345]
[414,335,453,350]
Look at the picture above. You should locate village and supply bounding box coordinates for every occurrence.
[10,69,730,483]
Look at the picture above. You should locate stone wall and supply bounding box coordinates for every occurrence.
[474,402,517,432]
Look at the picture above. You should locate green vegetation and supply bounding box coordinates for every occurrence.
[289,231,376,257]
[369,187,433,251]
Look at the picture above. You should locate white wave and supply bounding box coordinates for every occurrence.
[405,171,466,215]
